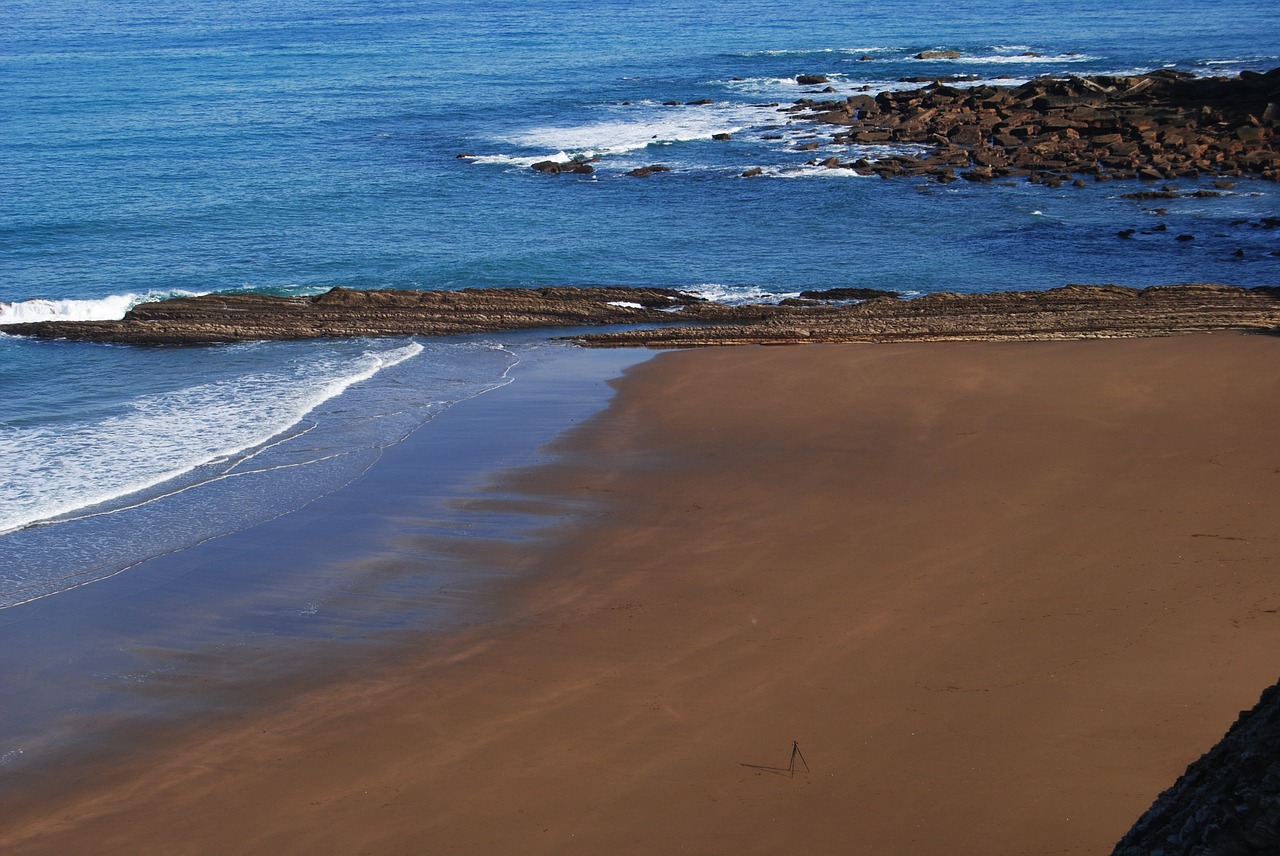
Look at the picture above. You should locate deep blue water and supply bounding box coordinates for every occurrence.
[1,0,1278,766]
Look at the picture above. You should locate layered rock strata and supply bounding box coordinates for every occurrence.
[789,68,1280,184]
[1113,679,1280,855]
[573,284,1280,346]
[2,284,1277,347]
[0,287,757,345]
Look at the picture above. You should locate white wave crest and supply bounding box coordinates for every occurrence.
[0,341,424,536]
[735,47,889,58]
[720,76,840,95]
[0,291,205,325]
[501,103,774,158]
[767,164,877,179]
[467,151,574,168]
[689,284,801,305]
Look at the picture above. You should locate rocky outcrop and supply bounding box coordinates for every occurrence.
[797,287,902,301]
[788,68,1280,183]
[531,158,596,175]
[571,284,1280,346]
[626,164,672,177]
[1113,679,1280,855]
[3,285,1277,347]
[0,287,760,345]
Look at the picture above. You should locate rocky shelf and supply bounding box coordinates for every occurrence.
[2,284,1277,347]
[784,68,1280,184]
[572,284,1280,346]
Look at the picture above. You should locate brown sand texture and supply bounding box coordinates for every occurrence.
[5,333,1280,855]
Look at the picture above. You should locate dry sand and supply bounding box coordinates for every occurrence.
[5,333,1280,855]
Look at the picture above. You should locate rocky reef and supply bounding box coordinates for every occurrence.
[1113,679,1280,855]
[786,68,1280,184]
[0,287,732,344]
[2,284,1277,347]
[572,284,1280,347]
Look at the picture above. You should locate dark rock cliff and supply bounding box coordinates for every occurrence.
[1114,680,1280,856]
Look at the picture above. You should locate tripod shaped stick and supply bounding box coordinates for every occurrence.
[789,740,810,775]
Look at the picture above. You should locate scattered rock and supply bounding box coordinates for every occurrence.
[1176,234,1196,241]
[915,50,962,60]
[741,167,764,178]
[711,132,733,141]
[796,74,829,85]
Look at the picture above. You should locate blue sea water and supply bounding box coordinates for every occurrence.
[1,0,1278,766]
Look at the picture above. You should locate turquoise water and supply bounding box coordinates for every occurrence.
[1,0,1278,766]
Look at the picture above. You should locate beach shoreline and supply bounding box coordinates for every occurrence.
[0,342,653,793]
[5,333,1280,854]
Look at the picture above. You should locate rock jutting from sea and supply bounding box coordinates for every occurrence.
[1,284,1277,347]
[779,68,1279,185]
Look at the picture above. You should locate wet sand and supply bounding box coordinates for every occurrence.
[5,333,1280,854]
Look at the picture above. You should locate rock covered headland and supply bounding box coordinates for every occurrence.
[787,68,1279,184]
[530,68,1279,183]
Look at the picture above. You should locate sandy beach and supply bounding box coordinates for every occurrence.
[4,333,1280,854]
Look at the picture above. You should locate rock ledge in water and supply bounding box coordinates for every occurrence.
[2,284,1277,347]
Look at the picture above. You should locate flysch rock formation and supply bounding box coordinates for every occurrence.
[0,286,779,345]
[786,68,1280,185]
[572,284,1280,346]
[1113,679,1280,855]
[2,284,1277,347]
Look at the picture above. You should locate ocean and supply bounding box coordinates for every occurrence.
[2,0,1278,768]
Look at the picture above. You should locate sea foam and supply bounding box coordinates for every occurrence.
[0,291,203,325]
[0,341,424,538]
[499,102,778,159]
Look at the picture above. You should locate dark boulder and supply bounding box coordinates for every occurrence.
[796,74,829,85]
[531,159,595,175]
[626,165,671,178]
[797,287,901,301]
